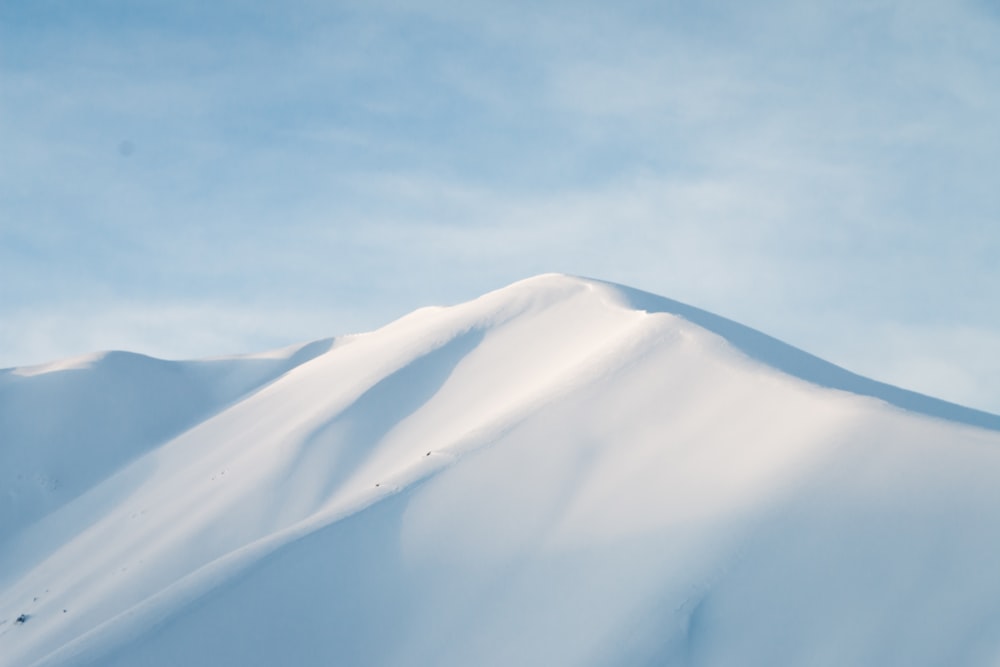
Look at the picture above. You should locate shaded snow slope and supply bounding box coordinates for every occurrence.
[2,274,1000,667]
[0,339,333,539]
[600,279,1000,431]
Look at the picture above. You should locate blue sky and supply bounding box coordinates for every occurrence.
[2,0,1000,412]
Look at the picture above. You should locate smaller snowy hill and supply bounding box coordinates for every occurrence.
[0,340,332,539]
[2,274,1000,667]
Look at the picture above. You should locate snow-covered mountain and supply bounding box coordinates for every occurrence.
[3,274,1000,667]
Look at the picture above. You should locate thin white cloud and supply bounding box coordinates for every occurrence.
[2,0,1000,411]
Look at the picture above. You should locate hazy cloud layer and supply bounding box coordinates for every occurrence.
[2,0,999,410]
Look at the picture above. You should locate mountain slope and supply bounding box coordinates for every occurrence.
[2,274,1000,667]
[0,339,334,539]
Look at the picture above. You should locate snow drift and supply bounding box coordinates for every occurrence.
[2,274,1000,666]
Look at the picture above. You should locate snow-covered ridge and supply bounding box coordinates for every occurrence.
[0,339,334,538]
[3,274,1000,667]
[586,276,1000,431]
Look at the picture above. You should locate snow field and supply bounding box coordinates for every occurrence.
[3,274,1000,666]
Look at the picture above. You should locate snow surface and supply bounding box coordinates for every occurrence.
[2,274,1000,666]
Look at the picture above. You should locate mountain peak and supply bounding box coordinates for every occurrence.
[469,274,1000,431]
[3,277,1000,667]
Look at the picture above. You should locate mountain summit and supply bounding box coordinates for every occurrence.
[3,274,1000,666]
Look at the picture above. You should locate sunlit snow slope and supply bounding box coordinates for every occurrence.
[3,274,1000,667]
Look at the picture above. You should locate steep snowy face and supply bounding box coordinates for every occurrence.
[2,274,1000,667]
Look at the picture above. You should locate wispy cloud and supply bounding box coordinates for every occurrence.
[2,0,999,409]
